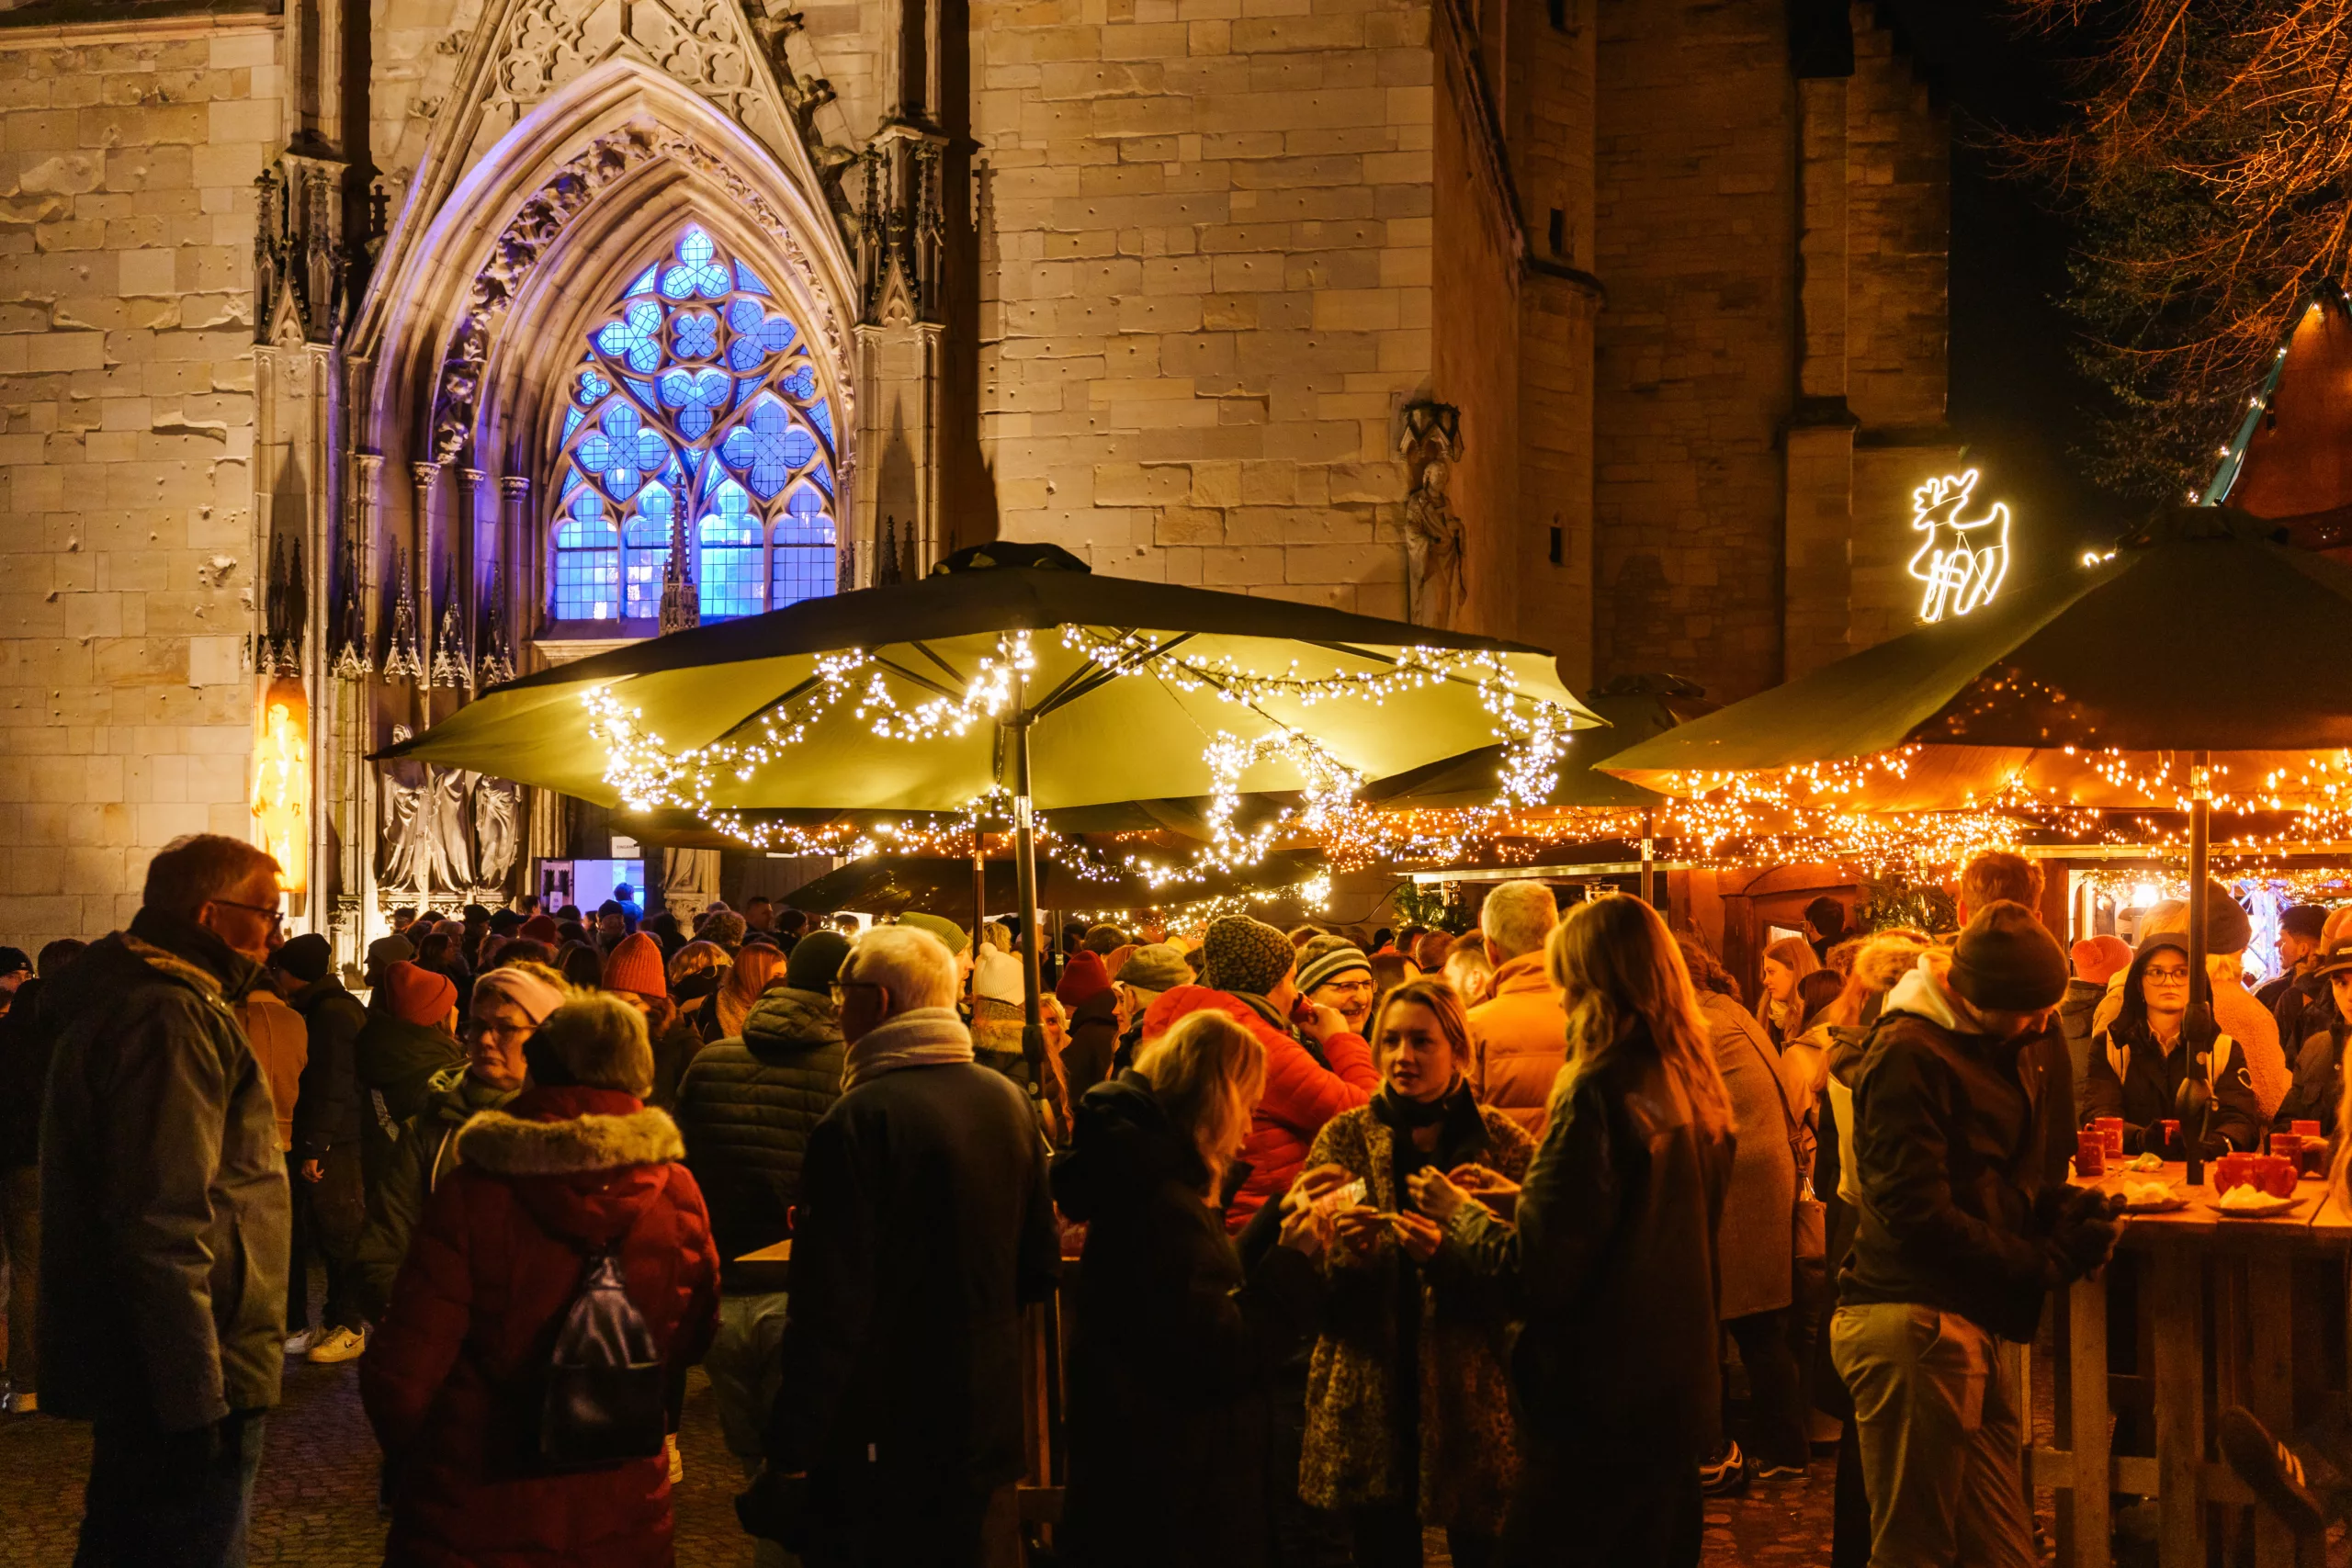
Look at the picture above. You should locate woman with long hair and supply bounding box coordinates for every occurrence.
[1052,1010,1331,1568]
[1758,935,1819,1046]
[1299,979,1534,1568]
[1412,896,1733,1568]
[705,940,787,1043]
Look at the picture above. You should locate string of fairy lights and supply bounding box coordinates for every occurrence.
[583,626,1577,893]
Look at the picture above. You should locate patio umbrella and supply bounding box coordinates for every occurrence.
[785,847,1329,920]
[1603,504,2352,1178]
[383,541,1599,1085]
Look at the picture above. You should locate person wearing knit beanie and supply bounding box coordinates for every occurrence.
[522,993,657,1099]
[1056,949,1114,1010]
[519,913,560,946]
[382,961,459,1029]
[365,932,416,987]
[2069,935,2132,987]
[1295,938,1375,1032]
[1203,915,1298,999]
[600,931,669,1001]
[271,931,334,987]
[974,944,1025,1007]
[1116,943,1192,998]
[898,912,970,955]
[1946,901,2069,1018]
[785,930,854,994]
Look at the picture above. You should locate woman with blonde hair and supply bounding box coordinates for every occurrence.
[704,939,787,1043]
[1758,934,1819,1046]
[1052,1010,1332,1567]
[1300,978,1534,1567]
[1412,895,1734,1568]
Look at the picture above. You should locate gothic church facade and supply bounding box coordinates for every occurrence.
[0,0,1949,953]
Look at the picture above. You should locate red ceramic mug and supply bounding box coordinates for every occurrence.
[2075,1130,2107,1179]
[2095,1117,2126,1158]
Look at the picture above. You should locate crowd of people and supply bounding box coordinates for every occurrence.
[3,833,2351,1568]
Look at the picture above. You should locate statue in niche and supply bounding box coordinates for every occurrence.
[377,724,488,899]
[473,776,519,890]
[1400,404,1466,629]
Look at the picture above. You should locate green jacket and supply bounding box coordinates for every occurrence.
[353,1011,464,1194]
[353,1065,520,1318]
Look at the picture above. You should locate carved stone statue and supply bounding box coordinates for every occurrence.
[379,724,508,898]
[473,776,519,889]
[662,848,722,919]
[1401,442,1466,630]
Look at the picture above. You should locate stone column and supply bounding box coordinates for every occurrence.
[339,452,385,955]
[410,460,441,711]
[1783,73,1856,681]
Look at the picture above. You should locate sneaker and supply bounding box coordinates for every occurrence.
[1701,1438,1750,1496]
[3,1390,33,1416]
[283,1328,319,1356]
[2222,1405,2328,1533]
[306,1325,368,1365]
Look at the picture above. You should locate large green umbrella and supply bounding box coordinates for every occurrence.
[385,542,1598,1080]
[1604,505,2352,1179]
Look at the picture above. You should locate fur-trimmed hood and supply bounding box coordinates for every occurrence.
[449,1085,687,1247]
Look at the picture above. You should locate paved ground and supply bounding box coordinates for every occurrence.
[0,1355,1838,1568]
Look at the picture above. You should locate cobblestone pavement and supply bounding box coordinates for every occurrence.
[0,1356,1838,1568]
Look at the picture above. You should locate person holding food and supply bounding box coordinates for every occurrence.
[2082,929,2263,1159]
[1296,978,1533,1568]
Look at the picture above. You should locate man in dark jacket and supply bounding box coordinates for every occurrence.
[2260,904,2330,1013]
[678,929,850,1560]
[268,933,370,1358]
[40,834,292,1567]
[744,925,1058,1568]
[1833,902,2121,1568]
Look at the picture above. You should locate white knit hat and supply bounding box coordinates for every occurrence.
[974,943,1025,1005]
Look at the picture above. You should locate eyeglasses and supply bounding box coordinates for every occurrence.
[830,980,881,1002]
[212,897,285,931]
[1317,980,1376,998]
[2143,965,2191,983]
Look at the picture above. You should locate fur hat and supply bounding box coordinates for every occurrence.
[1947,901,2068,1013]
[897,912,969,955]
[271,932,334,986]
[1115,942,1192,996]
[600,931,668,1000]
[1849,929,1934,996]
[1204,915,1296,998]
[1056,949,1114,1009]
[380,961,458,1028]
[523,994,655,1098]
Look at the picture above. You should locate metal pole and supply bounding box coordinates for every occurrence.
[1640,808,1657,907]
[1010,709,1046,1099]
[2179,751,2214,1187]
[972,818,986,1011]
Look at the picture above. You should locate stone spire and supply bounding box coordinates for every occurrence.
[659,502,699,634]
[476,561,516,687]
[380,547,424,683]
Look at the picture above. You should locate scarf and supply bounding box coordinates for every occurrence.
[842,1006,976,1090]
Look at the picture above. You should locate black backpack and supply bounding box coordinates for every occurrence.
[538,1220,668,1470]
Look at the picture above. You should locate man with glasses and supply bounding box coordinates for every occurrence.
[2082,929,2263,1158]
[36,833,293,1568]
[1465,878,1569,1135]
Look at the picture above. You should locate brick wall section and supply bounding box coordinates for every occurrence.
[969,0,1434,614]
[1591,0,1793,699]
[0,24,277,951]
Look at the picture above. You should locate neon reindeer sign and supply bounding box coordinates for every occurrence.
[1905,468,2012,622]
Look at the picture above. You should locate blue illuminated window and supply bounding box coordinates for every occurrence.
[549,223,838,624]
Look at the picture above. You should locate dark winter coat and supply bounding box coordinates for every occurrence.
[2058,977,2104,1107]
[354,1066,524,1319]
[360,1085,720,1568]
[767,1058,1059,1545]
[1052,1072,1317,1568]
[2278,1021,2350,1135]
[0,976,59,1169]
[287,974,367,1161]
[1299,1090,1534,1529]
[2082,1022,2263,1158]
[2277,970,2338,1072]
[356,1011,465,1191]
[1448,1029,1733,1456]
[1839,966,2065,1343]
[37,910,291,1431]
[673,985,845,1283]
[1061,994,1121,1104]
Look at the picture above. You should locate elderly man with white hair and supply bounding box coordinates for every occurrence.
[744,925,1058,1568]
[1465,878,1569,1134]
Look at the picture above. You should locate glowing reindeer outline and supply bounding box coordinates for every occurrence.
[1905,468,2011,622]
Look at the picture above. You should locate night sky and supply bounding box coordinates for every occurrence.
[1877,0,2137,572]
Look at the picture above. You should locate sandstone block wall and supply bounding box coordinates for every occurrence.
[0,20,277,952]
[969,0,1436,615]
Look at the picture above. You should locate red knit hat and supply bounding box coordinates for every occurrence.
[1056,949,1114,1009]
[519,914,560,945]
[381,961,458,1029]
[601,931,668,1000]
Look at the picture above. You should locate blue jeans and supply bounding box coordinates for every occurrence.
[75,1410,266,1568]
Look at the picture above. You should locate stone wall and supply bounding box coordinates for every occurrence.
[0,17,279,951]
[1590,0,1794,699]
[968,0,1435,614]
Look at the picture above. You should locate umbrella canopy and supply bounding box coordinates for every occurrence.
[382,542,1600,817]
[1603,506,2352,812]
[786,848,1329,918]
[1361,672,1710,813]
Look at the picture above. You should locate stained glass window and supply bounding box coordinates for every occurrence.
[549,224,838,623]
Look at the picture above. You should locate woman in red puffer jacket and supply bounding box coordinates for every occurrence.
[361,994,722,1568]
[1142,982,1377,1231]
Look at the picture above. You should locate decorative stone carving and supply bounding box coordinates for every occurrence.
[379,723,499,898]
[658,501,698,635]
[426,123,854,465]
[855,128,944,326]
[254,153,368,346]
[483,0,766,130]
[381,548,425,682]
[429,556,471,689]
[1399,402,1465,630]
[477,561,518,686]
[257,528,307,677]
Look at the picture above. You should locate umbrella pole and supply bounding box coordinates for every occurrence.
[972,825,986,1010]
[1010,715,1046,1100]
[2181,752,2214,1187]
